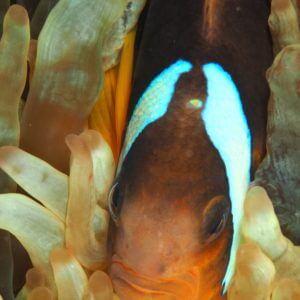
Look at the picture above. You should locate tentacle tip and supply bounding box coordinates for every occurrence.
[88,271,113,297]
[28,286,54,300]
[65,134,81,150]
[25,267,46,290]
[7,5,29,26]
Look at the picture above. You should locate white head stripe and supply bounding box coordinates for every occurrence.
[201,63,251,292]
[118,60,192,169]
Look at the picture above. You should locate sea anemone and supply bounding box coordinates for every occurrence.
[0,1,144,299]
[0,129,116,299]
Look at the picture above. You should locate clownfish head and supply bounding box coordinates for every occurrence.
[109,60,251,300]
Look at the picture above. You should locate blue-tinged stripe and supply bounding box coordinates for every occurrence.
[201,63,251,292]
[118,59,192,168]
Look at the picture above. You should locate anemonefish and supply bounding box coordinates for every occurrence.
[109,1,273,299]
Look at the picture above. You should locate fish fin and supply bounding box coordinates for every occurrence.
[89,28,136,161]
[202,0,222,43]
[114,29,136,159]
[89,67,118,160]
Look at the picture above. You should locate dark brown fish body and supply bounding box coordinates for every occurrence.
[110,1,273,299]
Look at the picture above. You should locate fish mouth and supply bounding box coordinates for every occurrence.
[110,254,201,300]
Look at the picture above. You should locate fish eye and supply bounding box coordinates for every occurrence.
[201,195,230,243]
[108,181,124,223]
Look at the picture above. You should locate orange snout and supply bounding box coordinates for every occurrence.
[110,195,231,300]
